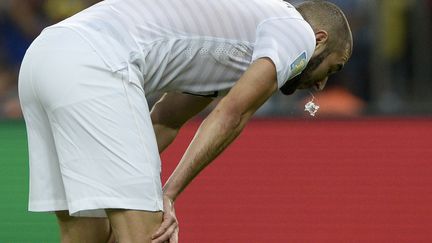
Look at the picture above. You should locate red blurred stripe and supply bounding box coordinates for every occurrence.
[161,118,432,243]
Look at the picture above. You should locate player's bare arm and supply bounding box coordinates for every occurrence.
[151,92,214,153]
[152,57,277,242]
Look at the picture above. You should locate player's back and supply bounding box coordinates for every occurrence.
[49,0,314,95]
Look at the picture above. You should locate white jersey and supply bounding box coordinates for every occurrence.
[48,0,315,96]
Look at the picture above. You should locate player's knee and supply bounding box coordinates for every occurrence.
[107,209,163,243]
[55,211,112,243]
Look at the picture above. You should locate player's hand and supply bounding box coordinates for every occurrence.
[152,195,179,243]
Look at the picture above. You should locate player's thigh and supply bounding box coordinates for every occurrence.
[19,46,69,212]
[55,211,115,243]
[106,209,163,243]
[30,28,163,217]
[47,75,163,216]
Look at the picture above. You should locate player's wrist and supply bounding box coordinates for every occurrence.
[162,189,177,203]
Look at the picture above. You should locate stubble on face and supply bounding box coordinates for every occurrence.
[279,51,328,95]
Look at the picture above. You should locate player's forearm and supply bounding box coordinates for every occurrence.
[163,106,250,201]
[161,59,277,201]
[150,92,213,153]
[153,124,179,153]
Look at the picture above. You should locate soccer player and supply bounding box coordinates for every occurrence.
[18,0,352,242]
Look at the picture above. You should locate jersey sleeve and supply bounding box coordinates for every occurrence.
[252,17,316,88]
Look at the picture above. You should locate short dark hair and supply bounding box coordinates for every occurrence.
[296,0,353,56]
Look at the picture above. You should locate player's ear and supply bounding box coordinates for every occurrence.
[314,30,329,53]
[315,30,328,44]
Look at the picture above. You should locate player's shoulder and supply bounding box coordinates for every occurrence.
[252,0,309,29]
[253,0,299,14]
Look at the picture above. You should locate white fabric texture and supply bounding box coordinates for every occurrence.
[50,0,315,94]
[19,28,163,217]
[19,0,316,217]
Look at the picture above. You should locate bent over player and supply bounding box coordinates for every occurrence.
[18,0,352,242]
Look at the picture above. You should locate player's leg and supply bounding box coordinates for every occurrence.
[55,211,115,243]
[106,209,162,243]
[19,29,118,243]
[23,27,164,241]
[49,74,164,242]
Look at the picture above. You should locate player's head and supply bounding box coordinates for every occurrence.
[280,0,353,95]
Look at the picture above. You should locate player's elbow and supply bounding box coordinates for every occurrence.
[151,108,184,130]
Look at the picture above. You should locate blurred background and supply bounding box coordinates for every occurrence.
[1,1,432,242]
[0,0,431,119]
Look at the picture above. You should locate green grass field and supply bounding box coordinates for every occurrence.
[0,121,59,242]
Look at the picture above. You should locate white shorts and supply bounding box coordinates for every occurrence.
[18,28,163,217]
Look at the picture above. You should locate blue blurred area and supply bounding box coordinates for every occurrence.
[0,0,431,119]
[0,0,97,119]
[0,17,32,66]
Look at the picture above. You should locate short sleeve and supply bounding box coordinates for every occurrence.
[252,17,316,88]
